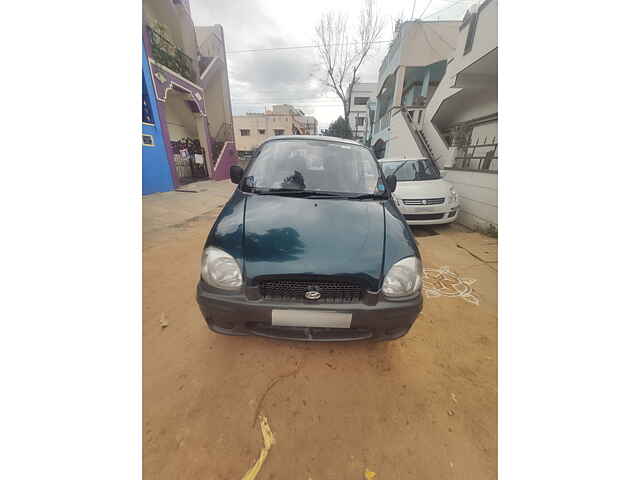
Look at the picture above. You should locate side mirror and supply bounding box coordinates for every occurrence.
[386,174,397,192]
[230,165,244,184]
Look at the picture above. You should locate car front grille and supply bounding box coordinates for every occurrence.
[403,197,445,206]
[258,279,363,304]
[404,213,445,220]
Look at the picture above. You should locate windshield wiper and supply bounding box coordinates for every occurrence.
[249,188,385,200]
[344,193,388,200]
[250,188,344,197]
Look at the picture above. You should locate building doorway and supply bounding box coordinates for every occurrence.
[164,87,209,185]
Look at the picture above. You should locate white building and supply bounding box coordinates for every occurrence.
[419,0,498,232]
[347,82,377,143]
[369,0,497,232]
[370,19,461,158]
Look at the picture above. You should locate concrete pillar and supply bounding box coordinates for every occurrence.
[196,115,214,178]
[392,66,406,108]
[155,100,179,188]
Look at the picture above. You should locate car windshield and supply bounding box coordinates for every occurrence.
[243,139,384,195]
[380,159,440,182]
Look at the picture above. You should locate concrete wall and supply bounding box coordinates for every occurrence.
[386,112,422,158]
[212,142,239,181]
[164,90,199,140]
[202,68,229,137]
[444,169,497,231]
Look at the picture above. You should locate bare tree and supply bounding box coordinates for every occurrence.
[315,0,385,121]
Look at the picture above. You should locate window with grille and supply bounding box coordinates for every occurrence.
[354,96,369,105]
[356,117,365,126]
[274,129,285,136]
[258,129,266,134]
[240,129,250,136]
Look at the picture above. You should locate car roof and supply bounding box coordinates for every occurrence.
[259,135,364,147]
[377,157,429,162]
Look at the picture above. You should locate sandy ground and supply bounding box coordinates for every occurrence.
[143,202,497,479]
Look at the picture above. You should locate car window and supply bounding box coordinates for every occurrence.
[244,140,383,194]
[380,159,440,181]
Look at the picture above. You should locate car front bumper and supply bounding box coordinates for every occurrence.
[196,281,423,341]
[397,204,459,225]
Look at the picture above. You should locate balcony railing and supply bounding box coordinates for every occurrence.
[373,110,391,134]
[147,26,195,82]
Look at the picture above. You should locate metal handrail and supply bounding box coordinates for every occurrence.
[147,26,195,82]
[214,122,234,141]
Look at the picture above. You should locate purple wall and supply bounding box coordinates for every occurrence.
[149,63,206,114]
[212,142,239,181]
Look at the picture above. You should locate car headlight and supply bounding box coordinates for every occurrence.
[201,246,243,291]
[382,256,422,298]
[447,186,458,205]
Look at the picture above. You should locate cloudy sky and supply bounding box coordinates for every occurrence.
[190,0,474,129]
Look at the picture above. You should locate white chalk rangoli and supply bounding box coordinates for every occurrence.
[422,266,480,305]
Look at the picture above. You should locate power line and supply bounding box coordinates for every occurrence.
[233,104,343,107]
[417,20,443,57]
[428,22,455,49]
[227,39,392,54]
[230,97,343,102]
[421,0,472,20]
[417,0,434,19]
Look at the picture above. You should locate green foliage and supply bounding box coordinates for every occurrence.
[322,116,354,140]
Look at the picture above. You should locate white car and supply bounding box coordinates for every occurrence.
[379,157,459,225]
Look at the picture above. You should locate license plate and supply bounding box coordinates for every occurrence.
[271,310,352,328]
[411,206,435,213]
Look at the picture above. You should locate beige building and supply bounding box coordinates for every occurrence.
[234,105,318,153]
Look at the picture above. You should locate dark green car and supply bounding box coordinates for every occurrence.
[196,136,423,341]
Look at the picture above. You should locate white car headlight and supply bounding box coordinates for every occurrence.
[447,186,458,205]
[382,256,422,298]
[201,246,243,291]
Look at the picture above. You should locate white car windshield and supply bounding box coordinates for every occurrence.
[244,139,384,195]
[381,159,440,181]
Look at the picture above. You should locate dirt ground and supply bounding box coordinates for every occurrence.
[143,204,497,479]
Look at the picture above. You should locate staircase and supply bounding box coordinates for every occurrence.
[400,108,438,163]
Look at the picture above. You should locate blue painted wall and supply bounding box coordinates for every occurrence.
[142,42,174,195]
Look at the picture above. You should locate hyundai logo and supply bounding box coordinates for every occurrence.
[422,199,427,205]
[305,289,321,300]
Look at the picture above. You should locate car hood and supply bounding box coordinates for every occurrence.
[242,195,385,290]
[393,178,452,199]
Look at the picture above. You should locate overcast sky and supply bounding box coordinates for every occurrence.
[190,0,474,129]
